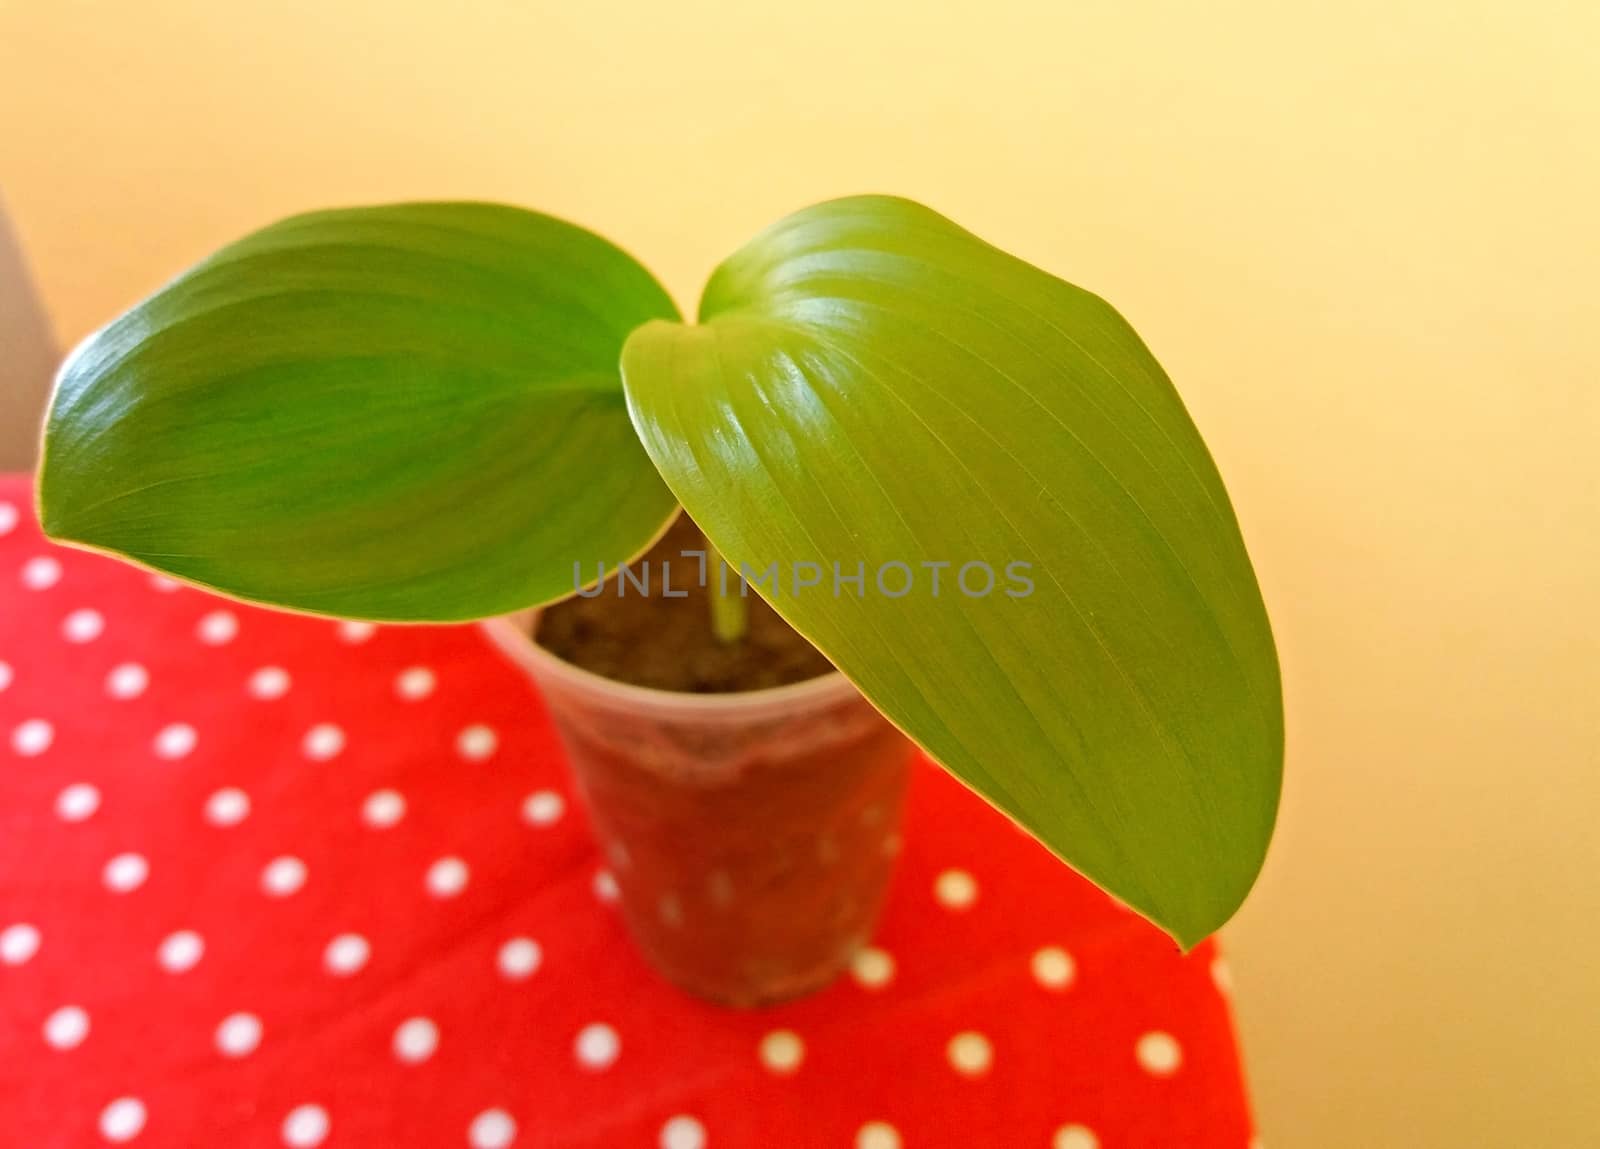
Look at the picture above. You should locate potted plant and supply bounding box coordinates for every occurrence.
[36,195,1283,1006]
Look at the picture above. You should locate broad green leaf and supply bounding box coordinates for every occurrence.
[39,202,680,621]
[621,195,1282,946]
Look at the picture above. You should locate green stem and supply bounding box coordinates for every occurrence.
[704,542,749,644]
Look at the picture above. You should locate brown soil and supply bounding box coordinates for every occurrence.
[535,514,837,693]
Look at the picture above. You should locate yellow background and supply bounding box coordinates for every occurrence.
[2,2,1596,1143]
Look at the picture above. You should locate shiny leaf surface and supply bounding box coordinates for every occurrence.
[40,203,679,620]
[621,196,1282,945]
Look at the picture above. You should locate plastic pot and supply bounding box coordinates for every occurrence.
[483,614,914,1007]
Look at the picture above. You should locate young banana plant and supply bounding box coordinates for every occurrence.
[38,195,1282,947]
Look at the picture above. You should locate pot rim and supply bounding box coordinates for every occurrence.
[479,613,859,721]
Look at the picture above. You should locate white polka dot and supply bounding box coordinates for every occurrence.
[947,1031,993,1077]
[856,1122,902,1149]
[456,724,498,761]
[392,1016,439,1064]
[149,574,181,593]
[21,555,61,589]
[215,1012,262,1057]
[1212,956,1234,994]
[935,868,979,909]
[1,922,42,965]
[521,790,564,826]
[395,666,436,700]
[497,937,542,980]
[196,609,239,645]
[660,1115,706,1149]
[658,893,684,927]
[281,1103,330,1147]
[0,660,11,692]
[43,1004,90,1049]
[468,1108,517,1149]
[158,930,204,972]
[1136,1031,1183,1076]
[592,869,620,904]
[362,789,406,828]
[11,718,54,756]
[99,1097,147,1142]
[261,856,307,897]
[337,620,375,644]
[153,723,197,760]
[574,1022,620,1070]
[62,608,104,643]
[0,501,15,535]
[1032,946,1076,990]
[302,723,345,761]
[759,1029,805,1075]
[106,663,149,699]
[249,666,291,699]
[103,853,149,893]
[205,787,250,826]
[323,933,370,975]
[1054,1125,1100,1149]
[55,782,101,822]
[851,947,895,989]
[426,856,469,898]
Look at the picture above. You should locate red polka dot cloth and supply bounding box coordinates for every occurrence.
[0,474,1257,1149]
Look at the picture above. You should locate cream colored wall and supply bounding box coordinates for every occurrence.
[2,2,1595,1144]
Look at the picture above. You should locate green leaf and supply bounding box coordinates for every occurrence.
[621,195,1282,946]
[39,202,680,621]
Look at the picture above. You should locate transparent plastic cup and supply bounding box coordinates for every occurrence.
[483,614,914,1007]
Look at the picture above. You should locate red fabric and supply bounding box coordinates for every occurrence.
[0,474,1256,1149]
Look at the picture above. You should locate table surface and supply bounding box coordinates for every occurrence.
[0,474,1256,1149]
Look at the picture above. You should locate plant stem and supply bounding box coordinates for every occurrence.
[704,541,749,644]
